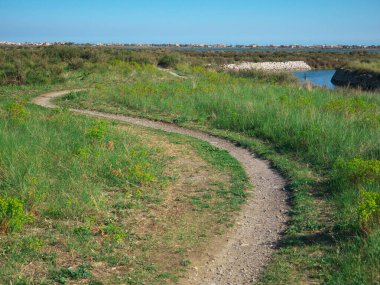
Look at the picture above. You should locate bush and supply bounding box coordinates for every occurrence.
[333,158,380,232]
[0,64,26,85]
[334,158,380,186]
[0,196,31,234]
[67,58,84,70]
[86,121,108,142]
[5,100,29,122]
[358,189,380,230]
[100,223,127,241]
[157,53,181,68]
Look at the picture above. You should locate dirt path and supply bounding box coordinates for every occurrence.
[32,90,289,285]
[157,67,188,78]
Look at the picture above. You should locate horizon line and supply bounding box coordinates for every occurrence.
[1,41,380,47]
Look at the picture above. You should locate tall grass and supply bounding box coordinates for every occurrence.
[0,100,166,282]
[59,65,380,284]
[0,104,164,221]
[65,67,380,168]
[347,60,380,73]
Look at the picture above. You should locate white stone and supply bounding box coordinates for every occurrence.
[224,61,312,71]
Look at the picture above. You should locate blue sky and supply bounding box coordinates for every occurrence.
[1,0,379,45]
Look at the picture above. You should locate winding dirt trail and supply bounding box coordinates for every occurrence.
[32,90,289,285]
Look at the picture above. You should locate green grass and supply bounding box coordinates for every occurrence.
[2,45,380,86]
[347,60,380,73]
[1,46,380,284]
[0,87,249,284]
[58,66,380,169]
[56,64,380,284]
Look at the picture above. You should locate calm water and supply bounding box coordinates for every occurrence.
[124,47,380,53]
[177,48,380,53]
[293,69,336,89]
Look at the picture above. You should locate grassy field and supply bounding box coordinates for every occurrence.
[1,46,380,284]
[0,87,249,283]
[57,64,380,284]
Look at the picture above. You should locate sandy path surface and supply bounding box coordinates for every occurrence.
[32,90,289,285]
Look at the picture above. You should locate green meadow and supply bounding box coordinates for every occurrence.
[1,46,380,284]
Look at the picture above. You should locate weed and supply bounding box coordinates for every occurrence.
[73,226,93,239]
[4,100,28,122]
[156,273,171,279]
[21,236,44,253]
[180,259,191,267]
[0,195,31,234]
[173,115,189,124]
[334,158,380,186]
[358,189,380,230]
[62,91,86,101]
[43,207,64,219]
[100,223,127,241]
[50,264,92,284]
[87,121,108,142]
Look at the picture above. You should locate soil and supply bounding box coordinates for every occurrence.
[32,90,289,285]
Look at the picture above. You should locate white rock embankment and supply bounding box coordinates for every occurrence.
[224,61,312,71]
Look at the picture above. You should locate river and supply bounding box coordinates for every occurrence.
[293,69,336,89]
[124,47,380,53]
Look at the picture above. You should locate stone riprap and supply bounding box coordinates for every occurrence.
[224,61,312,71]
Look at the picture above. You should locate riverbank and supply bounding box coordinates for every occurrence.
[332,68,380,90]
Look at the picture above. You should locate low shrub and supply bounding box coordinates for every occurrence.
[333,158,380,232]
[51,264,92,284]
[334,158,380,186]
[0,64,25,85]
[100,223,127,241]
[5,100,29,122]
[67,58,84,70]
[0,196,31,234]
[86,121,108,142]
[157,53,181,68]
[358,189,380,231]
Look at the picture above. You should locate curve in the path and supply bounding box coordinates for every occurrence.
[157,67,188,79]
[32,90,289,285]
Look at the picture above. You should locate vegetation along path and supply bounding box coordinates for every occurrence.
[32,90,289,285]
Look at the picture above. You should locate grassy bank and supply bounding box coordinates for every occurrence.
[0,87,249,284]
[57,64,380,284]
[346,60,380,74]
